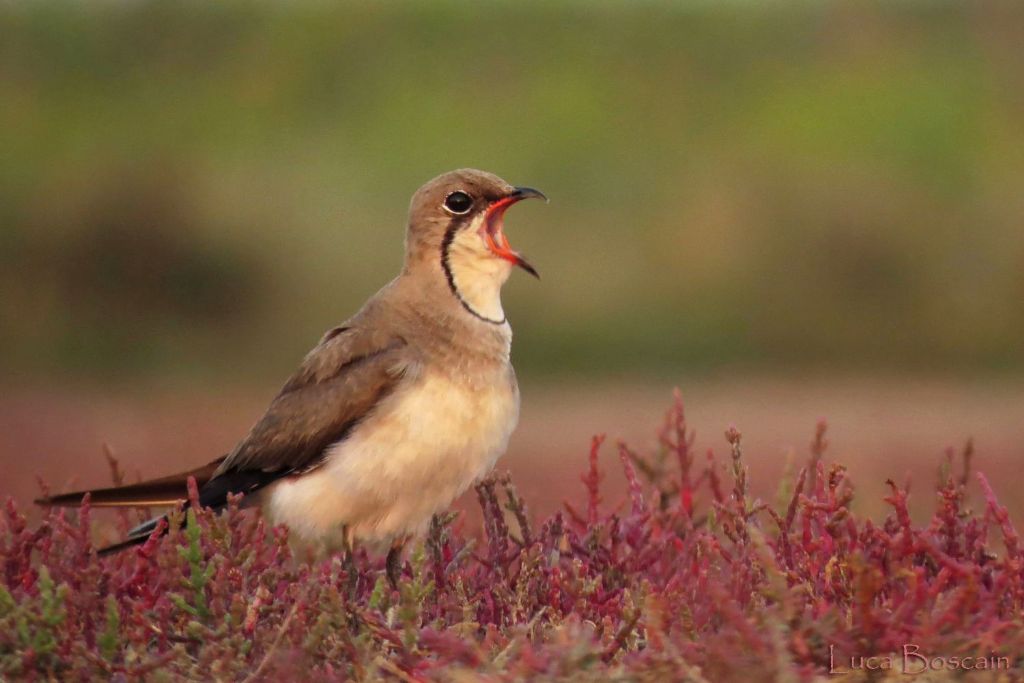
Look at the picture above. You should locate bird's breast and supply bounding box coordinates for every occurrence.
[266,364,519,542]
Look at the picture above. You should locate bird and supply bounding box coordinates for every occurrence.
[37,168,546,583]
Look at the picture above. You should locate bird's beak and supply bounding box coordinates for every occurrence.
[482,186,547,279]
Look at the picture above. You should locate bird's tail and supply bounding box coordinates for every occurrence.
[34,459,224,509]
[96,521,164,556]
[35,458,225,555]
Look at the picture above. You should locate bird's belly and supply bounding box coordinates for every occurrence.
[265,369,518,542]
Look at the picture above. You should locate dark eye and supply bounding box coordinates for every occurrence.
[444,191,473,214]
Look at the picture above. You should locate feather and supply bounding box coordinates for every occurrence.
[34,459,224,508]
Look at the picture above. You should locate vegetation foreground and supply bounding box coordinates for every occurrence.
[2,394,1022,681]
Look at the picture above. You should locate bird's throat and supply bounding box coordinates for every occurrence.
[450,262,506,323]
[441,222,512,325]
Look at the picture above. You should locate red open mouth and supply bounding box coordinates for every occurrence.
[480,187,546,279]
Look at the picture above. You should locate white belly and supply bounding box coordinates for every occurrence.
[265,369,518,542]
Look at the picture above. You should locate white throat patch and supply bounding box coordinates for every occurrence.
[443,214,513,324]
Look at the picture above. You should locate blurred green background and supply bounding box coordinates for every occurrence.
[3,1,1023,384]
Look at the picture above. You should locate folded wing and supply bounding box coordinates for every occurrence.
[36,322,411,554]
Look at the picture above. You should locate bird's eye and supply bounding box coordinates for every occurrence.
[444,191,473,215]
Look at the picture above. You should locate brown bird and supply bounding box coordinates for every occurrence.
[37,169,546,580]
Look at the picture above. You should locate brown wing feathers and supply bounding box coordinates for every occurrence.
[35,324,409,554]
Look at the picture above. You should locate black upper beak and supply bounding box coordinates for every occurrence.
[510,186,548,203]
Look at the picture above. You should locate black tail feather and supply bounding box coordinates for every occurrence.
[97,531,155,557]
[35,458,226,509]
[38,456,283,557]
[95,514,173,556]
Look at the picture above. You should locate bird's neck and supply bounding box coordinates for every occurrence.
[388,266,513,368]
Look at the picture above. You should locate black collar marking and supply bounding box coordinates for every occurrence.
[440,220,507,326]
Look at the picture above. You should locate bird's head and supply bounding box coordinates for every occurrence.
[405,169,546,322]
